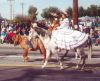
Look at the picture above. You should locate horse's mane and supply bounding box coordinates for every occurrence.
[33,27,51,38]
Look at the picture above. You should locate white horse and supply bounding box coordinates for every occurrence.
[31,27,92,70]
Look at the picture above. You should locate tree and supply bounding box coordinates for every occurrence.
[90,5,98,17]
[97,6,100,16]
[86,5,99,17]
[28,6,38,22]
[41,8,53,20]
[66,7,73,18]
[78,6,86,17]
[41,6,62,22]
[14,15,29,24]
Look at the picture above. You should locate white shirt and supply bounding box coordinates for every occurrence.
[57,18,70,29]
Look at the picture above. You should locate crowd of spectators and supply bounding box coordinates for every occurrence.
[0,20,31,44]
[78,20,100,45]
[0,17,100,45]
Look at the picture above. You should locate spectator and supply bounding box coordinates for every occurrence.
[95,31,100,46]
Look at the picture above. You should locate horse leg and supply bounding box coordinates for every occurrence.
[88,44,92,60]
[80,47,87,70]
[76,48,86,70]
[54,50,64,70]
[39,48,46,63]
[42,50,51,69]
[74,48,81,60]
[75,49,81,69]
[37,40,46,63]
[23,49,29,62]
[81,54,87,70]
[61,50,69,61]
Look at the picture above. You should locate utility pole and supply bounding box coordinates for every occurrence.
[8,0,14,20]
[20,0,24,16]
[73,0,78,28]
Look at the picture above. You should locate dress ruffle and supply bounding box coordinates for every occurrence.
[52,29,89,50]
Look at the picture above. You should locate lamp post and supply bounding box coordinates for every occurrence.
[8,0,14,20]
[73,0,78,28]
[20,0,24,16]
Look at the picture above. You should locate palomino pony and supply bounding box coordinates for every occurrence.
[30,27,92,70]
[12,34,46,62]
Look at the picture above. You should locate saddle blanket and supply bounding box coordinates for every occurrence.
[52,29,89,50]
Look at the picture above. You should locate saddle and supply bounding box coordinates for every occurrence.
[28,38,38,50]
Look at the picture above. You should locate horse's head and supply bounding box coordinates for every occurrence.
[12,34,21,46]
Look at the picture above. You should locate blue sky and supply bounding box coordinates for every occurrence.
[0,0,100,19]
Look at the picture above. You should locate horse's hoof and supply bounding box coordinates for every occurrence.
[41,66,45,69]
[23,59,29,62]
[41,67,44,69]
[80,67,84,71]
[23,60,28,62]
[23,57,29,62]
[75,65,80,70]
[75,65,78,68]
[60,66,64,70]
[75,58,81,60]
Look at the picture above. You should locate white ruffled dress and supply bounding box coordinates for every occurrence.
[52,18,89,50]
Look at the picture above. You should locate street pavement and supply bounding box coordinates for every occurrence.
[0,43,100,67]
[0,66,100,81]
[0,43,100,81]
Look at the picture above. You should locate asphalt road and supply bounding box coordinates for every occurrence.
[0,44,100,81]
[0,66,100,81]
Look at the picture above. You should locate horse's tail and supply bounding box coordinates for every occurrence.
[87,36,92,47]
[87,35,92,60]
